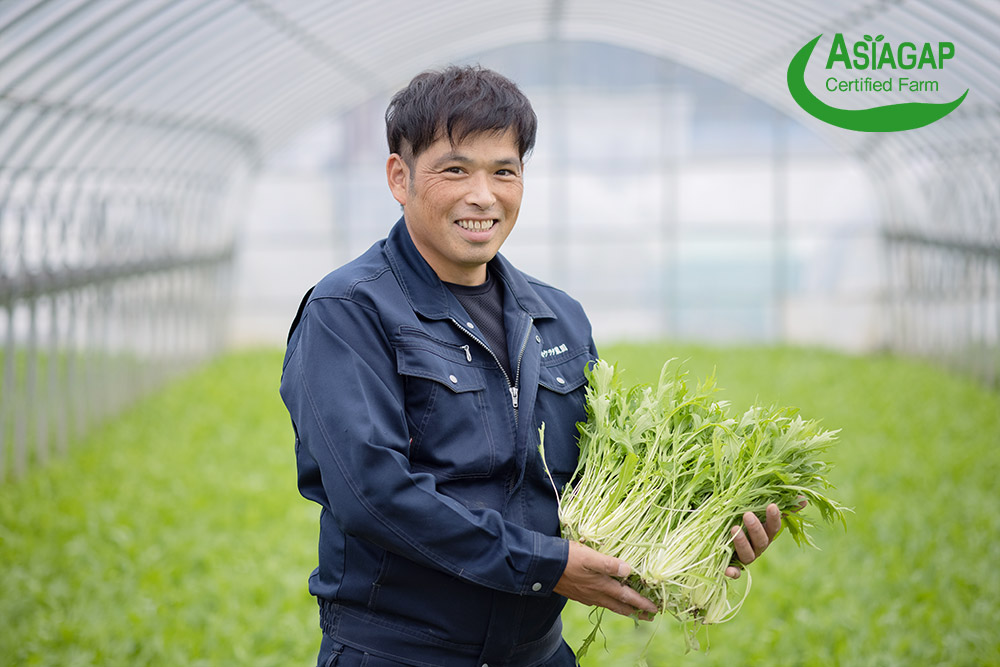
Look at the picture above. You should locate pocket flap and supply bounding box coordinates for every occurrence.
[396,345,485,393]
[538,354,589,394]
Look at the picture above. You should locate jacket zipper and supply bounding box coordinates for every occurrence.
[510,323,531,412]
[450,318,532,421]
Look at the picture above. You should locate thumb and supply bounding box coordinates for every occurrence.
[606,557,631,578]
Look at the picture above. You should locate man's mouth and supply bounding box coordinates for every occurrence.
[456,219,497,232]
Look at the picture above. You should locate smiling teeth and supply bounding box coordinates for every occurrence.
[457,219,496,231]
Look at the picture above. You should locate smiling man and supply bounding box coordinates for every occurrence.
[385,128,523,286]
[280,66,781,667]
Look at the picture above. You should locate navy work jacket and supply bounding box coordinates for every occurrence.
[280,219,597,666]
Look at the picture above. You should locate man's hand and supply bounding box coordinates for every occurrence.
[554,541,658,620]
[725,498,807,579]
[725,503,780,579]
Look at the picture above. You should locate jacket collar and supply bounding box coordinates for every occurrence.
[383,217,556,322]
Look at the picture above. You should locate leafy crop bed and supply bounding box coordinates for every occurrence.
[1,345,998,666]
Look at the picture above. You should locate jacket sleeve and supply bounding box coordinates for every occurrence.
[280,295,569,597]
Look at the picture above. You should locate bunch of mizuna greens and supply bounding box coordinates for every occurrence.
[541,359,847,653]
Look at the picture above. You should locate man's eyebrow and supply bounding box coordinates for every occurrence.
[431,153,521,168]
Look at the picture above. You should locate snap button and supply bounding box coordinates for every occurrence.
[531,582,542,592]
[449,375,458,384]
[466,321,475,329]
[535,334,541,342]
[556,377,565,385]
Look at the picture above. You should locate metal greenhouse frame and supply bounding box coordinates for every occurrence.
[1,0,997,479]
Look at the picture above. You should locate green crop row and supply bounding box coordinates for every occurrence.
[1,344,997,666]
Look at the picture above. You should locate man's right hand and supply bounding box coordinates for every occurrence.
[553,541,658,620]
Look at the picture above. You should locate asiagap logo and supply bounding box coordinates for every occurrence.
[787,33,968,132]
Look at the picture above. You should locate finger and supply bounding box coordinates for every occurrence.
[764,503,781,541]
[599,581,658,617]
[583,547,631,579]
[743,511,770,557]
[731,524,755,564]
[594,556,631,579]
[618,581,659,615]
[609,558,631,579]
[605,601,656,621]
[796,495,808,511]
[724,564,742,579]
[597,593,638,618]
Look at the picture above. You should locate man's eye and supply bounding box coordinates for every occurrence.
[497,169,517,176]
[444,167,464,174]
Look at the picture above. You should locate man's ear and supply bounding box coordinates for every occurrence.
[386,153,409,206]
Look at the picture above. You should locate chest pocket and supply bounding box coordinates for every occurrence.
[534,350,591,483]
[538,354,589,395]
[395,340,497,480]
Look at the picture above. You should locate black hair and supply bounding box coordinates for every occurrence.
[385,65,537,163]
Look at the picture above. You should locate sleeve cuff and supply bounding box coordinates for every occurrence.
[523,533,569,596]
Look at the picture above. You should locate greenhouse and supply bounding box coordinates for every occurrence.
[1,2,997,665]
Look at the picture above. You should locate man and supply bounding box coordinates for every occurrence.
[280,66,782,667]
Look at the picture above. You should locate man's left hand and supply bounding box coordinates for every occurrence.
[724,502,781,579]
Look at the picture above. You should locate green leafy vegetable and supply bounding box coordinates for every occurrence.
[542,359,848,654]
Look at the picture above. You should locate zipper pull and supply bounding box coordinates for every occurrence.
[510,386,518,409]
[460,344,472,362]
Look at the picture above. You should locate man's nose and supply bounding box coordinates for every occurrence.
[465,172,497,209]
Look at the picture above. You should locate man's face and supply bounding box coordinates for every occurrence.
[386,129,523,286]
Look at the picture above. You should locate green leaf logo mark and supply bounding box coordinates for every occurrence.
[788,34,968,132]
